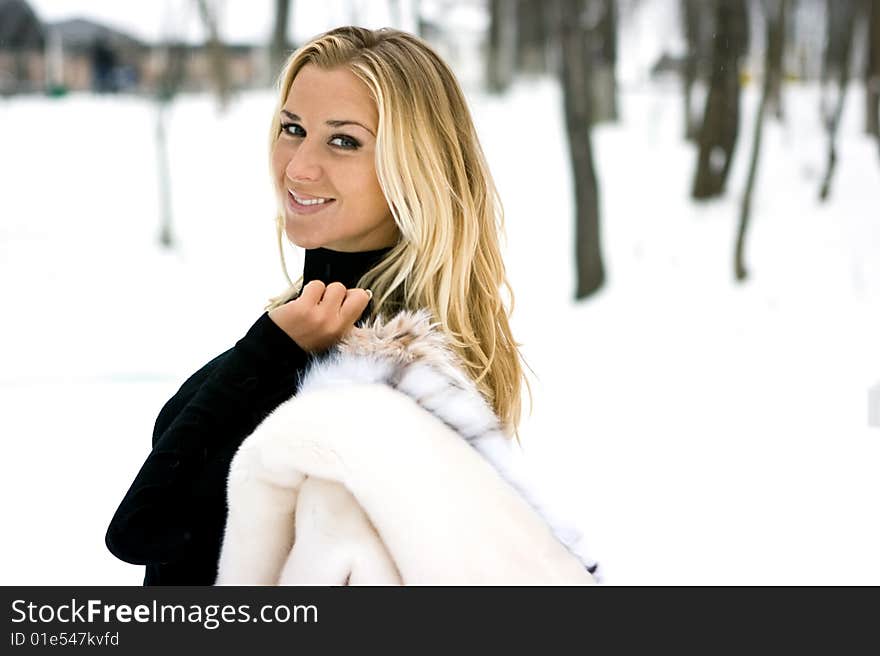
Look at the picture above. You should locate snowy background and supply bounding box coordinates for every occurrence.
[2,0,879,585]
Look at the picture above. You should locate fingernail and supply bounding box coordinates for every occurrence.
[365,289,373,299]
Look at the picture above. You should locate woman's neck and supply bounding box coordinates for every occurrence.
[301,246,392,289]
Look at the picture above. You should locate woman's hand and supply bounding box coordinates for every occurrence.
[268,280,372,353]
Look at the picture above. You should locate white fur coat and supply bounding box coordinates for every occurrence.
[216,310,597,585]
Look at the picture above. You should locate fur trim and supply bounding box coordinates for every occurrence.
[297,309,598,576]
[216,310,599,584]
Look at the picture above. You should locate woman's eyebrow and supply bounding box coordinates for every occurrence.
[281,110,375,136]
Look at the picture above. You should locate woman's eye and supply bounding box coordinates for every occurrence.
[329,135,360,150]
[280,123,359,150]
[281,122,305,137]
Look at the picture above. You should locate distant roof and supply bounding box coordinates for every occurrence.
[48,17,147,51]
[0,0,45,49]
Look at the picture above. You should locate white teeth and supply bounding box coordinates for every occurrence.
[291,192,331,206]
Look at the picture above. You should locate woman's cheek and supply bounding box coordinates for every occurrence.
[272,140,294,173]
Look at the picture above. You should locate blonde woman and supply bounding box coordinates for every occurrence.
[106,26,594,585]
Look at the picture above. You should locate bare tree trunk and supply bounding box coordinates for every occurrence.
[819,0,858,201]
[866,0,880,147]
[487,0,517,93]
[559,0,605,298]
[681,0,713,141]
[156,103,174,249]
[590,0,618,123]
[516,0,548,74]
[682,0,701,140]
[196,0,231,110]
[270,0,292,80]
[735,0,786,282]
[155,42,186,249]
[765,0,788,119]
[692,0,749,200]
[414,0,424,38]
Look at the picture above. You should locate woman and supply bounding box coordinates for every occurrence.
[106,26,571,585]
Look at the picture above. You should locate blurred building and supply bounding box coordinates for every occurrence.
[0,0,268,96]
[0,0,45,94]
[46,18,149,93]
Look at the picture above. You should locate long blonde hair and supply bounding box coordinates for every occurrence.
[265,26,532,439]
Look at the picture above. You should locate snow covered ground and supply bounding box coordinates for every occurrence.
[1,71,878,584]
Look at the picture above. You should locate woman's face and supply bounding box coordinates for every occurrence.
[272,64,399,252]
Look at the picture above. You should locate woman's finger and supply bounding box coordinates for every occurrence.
[297,280,326,307]
[339,288,372,322]
[319,282,348,311]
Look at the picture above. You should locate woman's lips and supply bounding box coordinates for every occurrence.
[287,190,336,215]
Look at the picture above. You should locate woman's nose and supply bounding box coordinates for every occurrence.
[285,138,323,182]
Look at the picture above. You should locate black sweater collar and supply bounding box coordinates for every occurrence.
[301,246,392,289]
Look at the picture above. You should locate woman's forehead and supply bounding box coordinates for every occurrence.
[284,65,377,125]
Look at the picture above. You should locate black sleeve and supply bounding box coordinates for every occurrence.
[151,349,233,448]
[105,312,310,572]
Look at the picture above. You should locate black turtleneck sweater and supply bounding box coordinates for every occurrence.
[105,246,393,585]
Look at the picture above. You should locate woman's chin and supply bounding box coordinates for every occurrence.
[289,238,324,250]
[284,227,321,250]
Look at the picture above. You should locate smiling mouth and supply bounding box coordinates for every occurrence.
[289,190,335,205]
[287,190,336,212]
